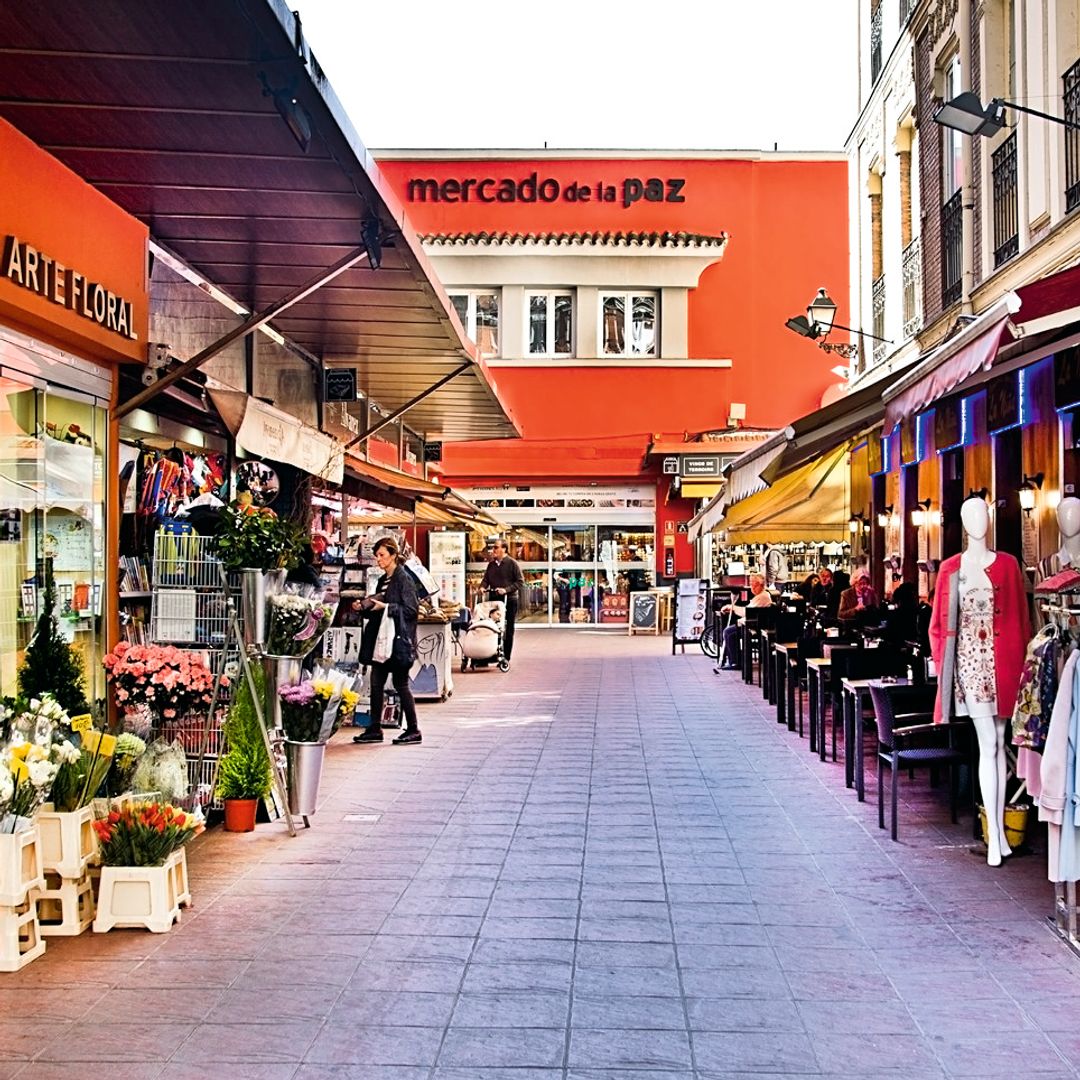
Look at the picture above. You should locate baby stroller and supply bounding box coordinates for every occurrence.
[452,599,510,672]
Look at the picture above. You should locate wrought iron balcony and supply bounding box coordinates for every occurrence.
[872,275,887,366]
[1067,57,1080,213]
[902,237,922,338]
[941,189,963,308]
[899,0,915,25]
[992,132,1019,267]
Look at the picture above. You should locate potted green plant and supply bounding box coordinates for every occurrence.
[215,668,271,832]
[214,495,303,648]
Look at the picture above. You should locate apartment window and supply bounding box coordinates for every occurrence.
[527,292,574,356]
[870,0,883,84]
[601,292,658,357]
[942,54,963,199]
[1067,58,1080,213]
[449,290,499,355]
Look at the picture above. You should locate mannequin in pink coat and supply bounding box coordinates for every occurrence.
[958,498,1012,866]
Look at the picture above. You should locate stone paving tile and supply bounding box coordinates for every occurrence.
[21,632,1080,1075]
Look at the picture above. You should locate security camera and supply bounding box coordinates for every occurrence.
[147,342,171,367]
[141,367,160,387]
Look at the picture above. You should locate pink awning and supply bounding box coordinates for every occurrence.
[882,300,1017,432]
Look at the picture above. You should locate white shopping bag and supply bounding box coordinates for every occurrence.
[373,610,396,663]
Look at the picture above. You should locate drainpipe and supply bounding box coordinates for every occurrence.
[959,0,975,315]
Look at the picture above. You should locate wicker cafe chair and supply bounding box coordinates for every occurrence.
[869,682,967,841]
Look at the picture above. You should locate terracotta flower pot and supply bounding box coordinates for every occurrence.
[223,798,258,833]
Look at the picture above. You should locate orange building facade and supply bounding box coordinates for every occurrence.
[377,151,848,624]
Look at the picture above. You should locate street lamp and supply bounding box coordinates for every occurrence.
[1019,472,1044,514]
[783,286,891,361]
[934,93,1080,137]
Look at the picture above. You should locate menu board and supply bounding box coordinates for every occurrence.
[673,577,709,650]
[629,591,658,634]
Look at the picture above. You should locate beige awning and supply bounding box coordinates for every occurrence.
[715,444,850,544]
[208,387,344,485]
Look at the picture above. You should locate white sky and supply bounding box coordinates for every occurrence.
[295,0,861,151]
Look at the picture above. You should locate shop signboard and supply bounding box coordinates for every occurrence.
[672,576,708,652]
[1056,346,1080,411]
[424,441,443,463]
[0,120,149,364]
[662,456,679,475]
[681,455,721,478]
[987,370,1021,433]
[867,427,887,476]
[323,367,357,402]
[899,416,919,466]
[935,398,964,451]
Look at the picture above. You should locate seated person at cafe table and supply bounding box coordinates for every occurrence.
[837,569,881,629]
[715,573,773,672]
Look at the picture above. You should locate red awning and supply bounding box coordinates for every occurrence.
[882,297,1018,432]
[1014,264,1080,335]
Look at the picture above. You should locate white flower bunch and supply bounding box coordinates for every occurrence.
[13,694,72,746]
[56,740,81,766]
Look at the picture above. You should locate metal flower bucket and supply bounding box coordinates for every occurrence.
[284,740,326,818]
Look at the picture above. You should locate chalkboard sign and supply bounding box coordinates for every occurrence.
[629,591,658,634]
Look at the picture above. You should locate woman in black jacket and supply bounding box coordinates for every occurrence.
[353,537,422,745]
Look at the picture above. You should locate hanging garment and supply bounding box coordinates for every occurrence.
[1040,650,1080,883]
[1060,665,1080,883]
[1012,627,1058,751]
[929,551,1031,725]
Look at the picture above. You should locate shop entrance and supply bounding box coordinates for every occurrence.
[467,524,655,626]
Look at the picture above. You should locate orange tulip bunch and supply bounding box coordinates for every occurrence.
[93,801,201,867]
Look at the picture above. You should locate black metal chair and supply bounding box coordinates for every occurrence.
[741,606,775,685]
[868,683,968,841]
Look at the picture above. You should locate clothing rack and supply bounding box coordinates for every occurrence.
[1035,596,1080,953]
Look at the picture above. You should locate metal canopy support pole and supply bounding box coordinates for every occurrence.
[344,362,471,449]
[116,245,371,419]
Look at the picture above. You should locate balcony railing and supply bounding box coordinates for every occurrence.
[871,2,883,84]
[902,237,922,338]
[872,275,887,366]
[941,189,963,308]
[1066,57,1080,213]
[899,0,915,25]
[992,132,1019,267]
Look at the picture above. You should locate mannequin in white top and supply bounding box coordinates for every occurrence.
[957,497,1011,866]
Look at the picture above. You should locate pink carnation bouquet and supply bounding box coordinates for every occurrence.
[103,643,222,721]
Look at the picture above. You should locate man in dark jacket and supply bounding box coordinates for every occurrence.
[481,539,524,663]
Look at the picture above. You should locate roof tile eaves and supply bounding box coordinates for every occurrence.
[420,230,729,249]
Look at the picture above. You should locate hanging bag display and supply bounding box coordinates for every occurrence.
[373,609,396,664]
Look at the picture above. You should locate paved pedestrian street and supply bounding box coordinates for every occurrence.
[5,631,1080,1078]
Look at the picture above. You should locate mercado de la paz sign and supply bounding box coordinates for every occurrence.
[407,174,687,208]
[2,234,139,341]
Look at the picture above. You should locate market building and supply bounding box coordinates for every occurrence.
[376,150,849,623]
